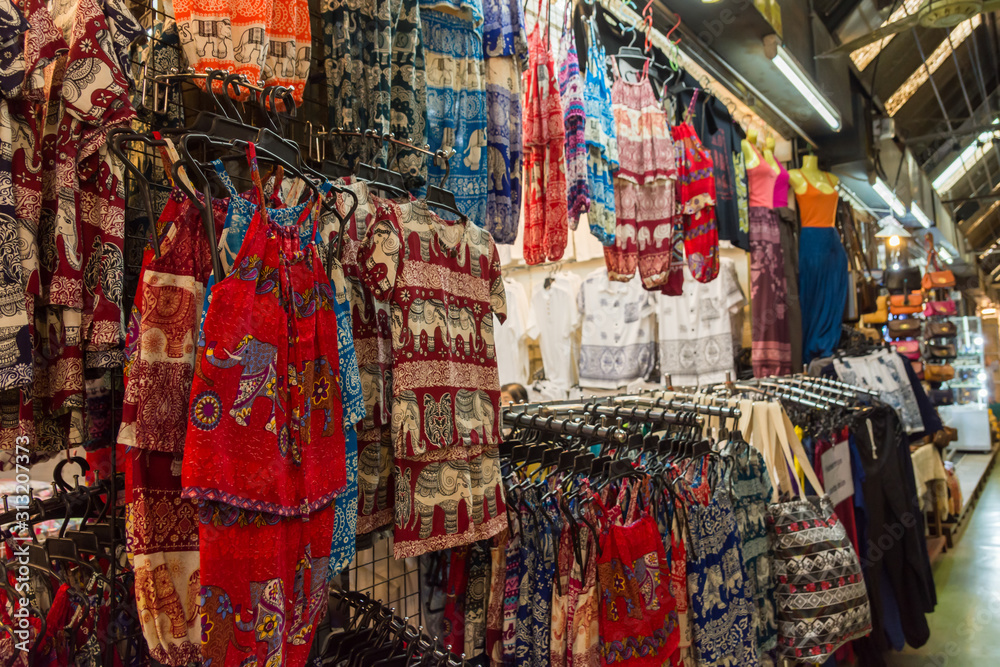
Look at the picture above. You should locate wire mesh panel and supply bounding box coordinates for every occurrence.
[339,528,423,622]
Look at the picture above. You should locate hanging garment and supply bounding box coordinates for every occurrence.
[422,9,489,225]
[583,17,618,246]
[557,10,589,229]
[604,60,676,288]
[121,186,226,666]
[464,541,491,659]
[682,458,759,666]
[776,208,803,373]
[749,206,791,377]
[501,510,522,664]
[698,97,748,252]
[798,226,848,363]
[672,117,719,284]
[550,517,574,667]
[263,0,311,103]
[570,524,600,667]
[175,0,272,92]
[483,0,527,243]
[656,257,745,387]
[335,180,399,534]
[358,199,507,558]
[486,531,508,665]
[323,0,391,166]
[595,505,678,666]
[773,159,790,208]
[389,0,428,188]
[720,440,777,655]
[521,9,567,265]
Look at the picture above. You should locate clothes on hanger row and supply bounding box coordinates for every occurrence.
[494,259,746,394]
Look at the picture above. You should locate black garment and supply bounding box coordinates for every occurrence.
[698,97,749,252]
[777,207,802,370]
[850,405,935,660]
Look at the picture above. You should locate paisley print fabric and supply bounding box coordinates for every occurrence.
[486,531,508,665]
[672,120,719,284]
[583,18,617,246]
[358,199,507,558]
[465,540,490,659]
[521,19,567,265]
[749,206,791,377]
[323,0,391,166]
[421,10,488,227]
[557,12,588,230]
[182,145,346,516]
[482,0,526,244]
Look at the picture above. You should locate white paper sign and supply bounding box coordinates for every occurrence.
[820,440,855,507]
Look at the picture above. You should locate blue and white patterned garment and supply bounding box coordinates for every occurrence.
[420,9,489,228]
[328,258,365,575]
[482,0,527,244]
[832,350,924,434]
[583,17,618,246]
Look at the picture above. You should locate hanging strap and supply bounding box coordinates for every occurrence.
[211,159,238,196]
[246,143,268,213]
[769,402,825,500]
[925,233,942,272]
[686,88,700,119]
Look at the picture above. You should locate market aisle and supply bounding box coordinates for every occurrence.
[885,459,1000,665]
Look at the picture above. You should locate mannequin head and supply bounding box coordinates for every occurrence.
[801,154,820,171]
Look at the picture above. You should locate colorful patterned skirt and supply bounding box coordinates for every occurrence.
[749,206,792,377]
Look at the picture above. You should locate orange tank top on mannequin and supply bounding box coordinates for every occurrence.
[795,179,839,228]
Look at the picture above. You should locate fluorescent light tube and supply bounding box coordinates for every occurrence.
[933,119,1000,193]
[873,178,907,217]
[911,203,933,228]
[939,247,953,262]
[765,37,842,131]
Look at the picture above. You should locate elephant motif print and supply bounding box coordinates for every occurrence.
[392,390,420,453]
[422,392,454,448]
[199,585,252,666]
[468,448,501,524]
[141,279,197,359]
[234,578,286,667]
[408,459,473,539]
[447,305,477,355]
[455,389,493,444]
[394,465,412,530]
[297,356,339,439]
[135,562,189,640]
[203,335,282,436]
[357,431,393,515]
[405,298,448,352]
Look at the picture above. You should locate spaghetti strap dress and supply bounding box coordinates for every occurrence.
[183,144,345,667]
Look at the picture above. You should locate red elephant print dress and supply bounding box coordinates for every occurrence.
[359,199,508,558]
[182,145,345,667]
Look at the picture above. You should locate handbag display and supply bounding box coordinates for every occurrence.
[887,319,922,339]
[922,234,956,291]
[862,295,889,325]
[766,404,872,663]
[927,320,957,338]
[924,300,957,317]
[928,389,955,406]
[934,425,959,451]
[883,266,921,294]
[926,342,957,360]
[924,363,955,382]
[890,340,921,360]
[889,291,924,315]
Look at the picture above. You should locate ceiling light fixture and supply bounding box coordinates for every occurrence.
[764,36,842,131]
[873,177,907,217]
[939,247,953,262]
[910,202,933,228]
[933,119,1000,193]
[982,307,996,315]
[885,16,981,116]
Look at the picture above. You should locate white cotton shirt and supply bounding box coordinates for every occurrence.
[577,270,656,389]
[494,278,535,386]
[656,257,747,387]
[529,277,581,394]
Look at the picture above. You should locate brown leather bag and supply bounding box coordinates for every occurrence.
[887,319,922,339]
[927,321,957,338]
[889,291,924,315]
[925,363,955,382]
[862,295,889,325]
[838,202,879,314]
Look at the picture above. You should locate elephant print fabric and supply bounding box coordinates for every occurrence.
[182,144,346,517]
[521,0,567,266]
[604,66,679,290]
[421,9,489,227]
[359,199,507,558]
[596,512,678,666]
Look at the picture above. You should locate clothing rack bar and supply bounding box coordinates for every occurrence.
[502,411,628,444]
[583,402,704,426]
[774,377,859,401]
[729,383,828,410]
[613,394,742,419]
[0,478,115,527]
[758,380,850,408]
[802,375,881,397]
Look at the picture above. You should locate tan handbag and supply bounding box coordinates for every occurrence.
[922,233,956,290]
[862,295,889,325]
[924,363,955,382]
[889,291,924,315]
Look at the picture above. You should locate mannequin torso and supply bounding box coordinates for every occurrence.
[762,135,780,175]
[788,155,838,195]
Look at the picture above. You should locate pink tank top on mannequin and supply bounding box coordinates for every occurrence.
[773,160,790,208]
[746,146,778,208]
